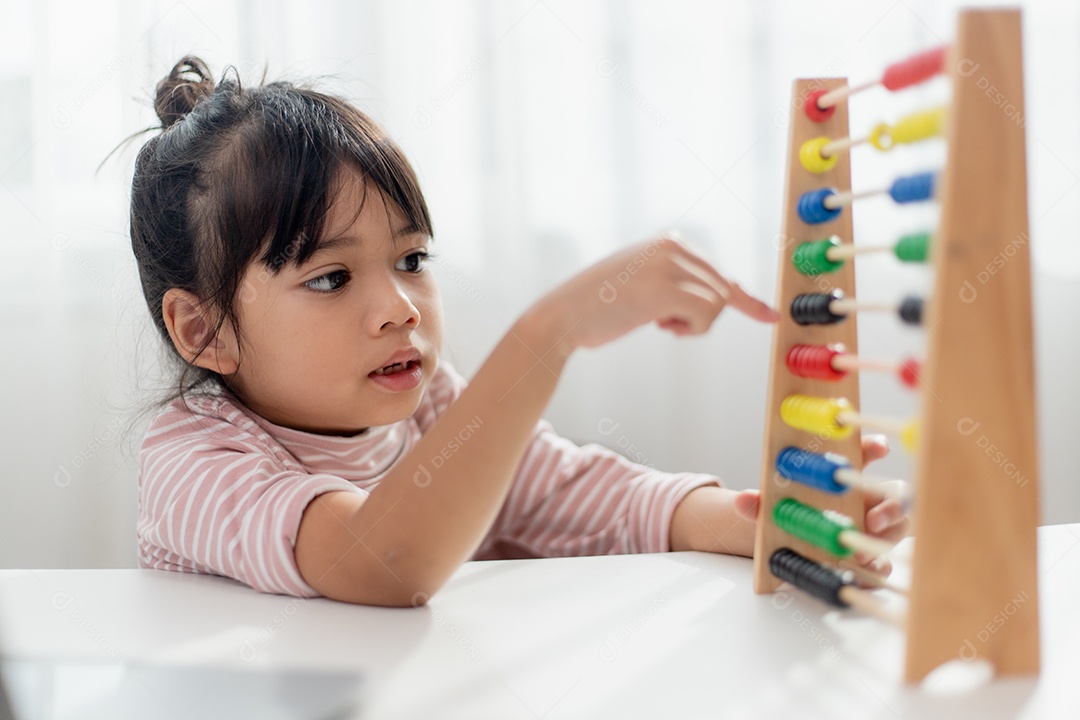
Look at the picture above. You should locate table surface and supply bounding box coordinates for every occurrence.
[1,525,1078,719]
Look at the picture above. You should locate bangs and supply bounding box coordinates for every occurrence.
[210,83,432,278]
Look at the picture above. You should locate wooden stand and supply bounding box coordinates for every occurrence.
[752,77,865,594]
[905,8,1040,682]
[754,8,1040,684]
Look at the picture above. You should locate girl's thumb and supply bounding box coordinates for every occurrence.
[734,489,761,520]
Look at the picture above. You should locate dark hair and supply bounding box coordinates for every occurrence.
[130,55,433,407]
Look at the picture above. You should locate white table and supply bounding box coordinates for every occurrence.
[2,525,1078,719]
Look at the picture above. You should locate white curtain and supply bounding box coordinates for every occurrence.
[2,0,1078,568]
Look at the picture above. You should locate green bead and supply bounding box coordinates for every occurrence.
[773,498,852,558]
[793,238,844,276]
[894,232,931,262]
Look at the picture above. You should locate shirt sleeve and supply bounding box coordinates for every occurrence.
[476,419,722,559]
[137,412,364,598]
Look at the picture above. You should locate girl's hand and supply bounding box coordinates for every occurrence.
[531,234,778,356]
[734,434,910,576]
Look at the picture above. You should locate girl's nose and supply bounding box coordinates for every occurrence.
[370,276,421,334]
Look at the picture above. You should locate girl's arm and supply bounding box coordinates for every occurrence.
[669,487,759,556]
[474,419,721,559]
[294,305,569,606]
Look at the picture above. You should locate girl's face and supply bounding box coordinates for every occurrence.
[224,174,443,435]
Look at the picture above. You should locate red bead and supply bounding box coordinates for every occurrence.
[899,357,922,388]
[786,344,847,381]
[804,89,836,123]
[882,46,947,91]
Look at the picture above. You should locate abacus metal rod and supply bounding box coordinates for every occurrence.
[791,234,931,275]
[825,243,899,261]
[779,395,918,449]
[817,107,946,159]
[790,291,925,326]
[796,173,937,224]
[829,297,898,315]
[814,46,948,110]
[838,560,911,597]
[829,354,898,374]
[774,498,897,560]
[838,586,907,626]
[832,467,912,501]
[823,187,883,209]
[816,80,878,109]
[785,342,923,388]
[837,410,912,438]
[775,447,912,501]
[837,529,897,559]
[820,134,869,157]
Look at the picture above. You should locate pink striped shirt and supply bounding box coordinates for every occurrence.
[137,361,721,597]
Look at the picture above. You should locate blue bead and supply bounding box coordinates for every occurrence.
[889,172,936,204]
[797,188,842,225]
[776,447,849,494]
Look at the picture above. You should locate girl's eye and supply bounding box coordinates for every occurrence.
[305,270,350,293]
[396,251,429,274]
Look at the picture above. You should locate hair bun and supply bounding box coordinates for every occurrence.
[155,56,214,128]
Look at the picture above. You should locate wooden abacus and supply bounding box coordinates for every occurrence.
[753,8,1040,683]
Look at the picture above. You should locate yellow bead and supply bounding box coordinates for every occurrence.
[893,107,945,144]
[870,107,945,151]
[868,123,894,152]
[780,394,854,439]
[799,137,839,174]
[901,420,919,453]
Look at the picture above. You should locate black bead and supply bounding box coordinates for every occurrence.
[769,547,849,608]
[791,289,846,325]
[899,295,924,325]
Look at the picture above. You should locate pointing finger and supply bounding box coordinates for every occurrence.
[724,281,780,323]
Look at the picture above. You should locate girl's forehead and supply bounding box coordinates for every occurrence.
[325,176,407,238]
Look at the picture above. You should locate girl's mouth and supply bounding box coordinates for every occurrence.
[370,360,418,376]
[368,360,423,391]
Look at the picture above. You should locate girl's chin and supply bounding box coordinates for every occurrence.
[252,378,427,436]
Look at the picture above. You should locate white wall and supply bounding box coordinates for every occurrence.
[1,0,1077,568]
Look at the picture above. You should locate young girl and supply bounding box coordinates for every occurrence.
[132,57,905,606]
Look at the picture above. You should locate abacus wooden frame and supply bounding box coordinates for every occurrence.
[752,7,1040,684]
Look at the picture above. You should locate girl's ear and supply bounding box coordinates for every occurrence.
[161,288,240,376]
